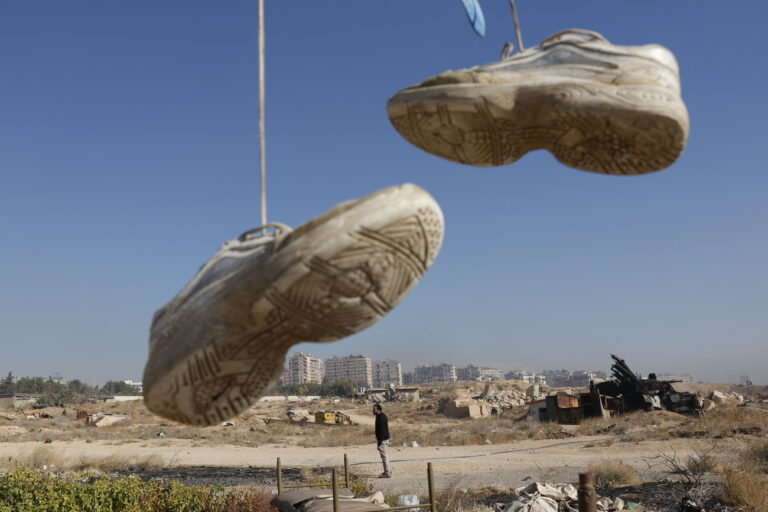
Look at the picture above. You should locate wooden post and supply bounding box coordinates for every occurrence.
[578,473,596,512]
[276,457,283,495]
[344,453,350,489]
[428,463,436,512]
[332,468,340,512]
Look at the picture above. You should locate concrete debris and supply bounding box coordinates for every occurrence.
[709,390,743,406]
[363,385,420,404]
[484,390,527,409]
[710,391,728,404]
[526,384,542,400]
[91,414,128,427]
[286,408,312,423]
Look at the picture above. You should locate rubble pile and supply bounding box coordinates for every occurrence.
[483,389,527,409]
[361,384,420,404]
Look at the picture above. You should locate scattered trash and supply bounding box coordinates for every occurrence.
[498,482,629,512]
[218,421,235,427]
[43,438,52,444]
[314,411,353,425]
[679,497,703,512]
[397,494,421,512]
[157,431,166,437]
[411,441,419,447]
[485,439,493,445]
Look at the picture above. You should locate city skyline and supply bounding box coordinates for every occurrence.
[4,350,707,388]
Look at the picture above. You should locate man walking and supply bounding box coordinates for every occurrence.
[372,403,391,478]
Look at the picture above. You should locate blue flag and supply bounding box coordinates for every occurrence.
[460,0,486,37]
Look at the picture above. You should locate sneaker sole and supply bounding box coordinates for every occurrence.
[387,81,689,175]
[143,184,443,426]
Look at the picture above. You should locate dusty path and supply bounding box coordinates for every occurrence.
[0,436,725,493]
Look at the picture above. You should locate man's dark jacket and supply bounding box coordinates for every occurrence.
[375,413,389,445]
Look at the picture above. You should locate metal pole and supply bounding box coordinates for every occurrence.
[276,457,283,495]
[428,463,436,512]
[257,0,267,225]
[507,0,525,51]
[344,453,350,489]
[578,473,596,512]
[332,468,340,512]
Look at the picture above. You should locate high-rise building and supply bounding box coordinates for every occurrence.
[284,352,323,385]
[325,355,373,388]
[373,360,402,388]
[413,364,456,384]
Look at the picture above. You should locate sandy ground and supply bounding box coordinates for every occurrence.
[0,436,726,493]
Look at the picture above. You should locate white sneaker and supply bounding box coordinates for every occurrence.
[388,29,689,175]
[143,184,444,425]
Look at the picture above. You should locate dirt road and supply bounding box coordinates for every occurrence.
[1,436,727,492]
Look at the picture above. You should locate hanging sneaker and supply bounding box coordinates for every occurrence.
[143,184,444,426]
[387,29,689,175]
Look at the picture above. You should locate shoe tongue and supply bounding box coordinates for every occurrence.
[541,29,607,48]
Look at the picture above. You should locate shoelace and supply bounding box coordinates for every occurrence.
[502,28,608,60]
[541,29,608,48]
[238,222,292,242]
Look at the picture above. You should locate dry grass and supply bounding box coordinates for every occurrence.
[672,406,768,439]
[686,453,720,475]
[2,445,166,472]
[588,460,641,488]
[742,441,768,474]
[720,471,768,512]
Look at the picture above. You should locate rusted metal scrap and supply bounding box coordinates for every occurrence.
[542,355,701,424]
[596,355,700,415]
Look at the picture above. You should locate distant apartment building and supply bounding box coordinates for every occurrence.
[540,369,606,388]
[402,372,414,385]
[656,373,695,384]
[457,365,503,381]
[123,380,143,393]
[284,352,323,385]
[413,364,456,384]
[542,369,571,387]
[506,370,547,385]
[325,355,373,388]
[373,360,402,388]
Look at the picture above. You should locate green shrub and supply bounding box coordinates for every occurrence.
[0,465,275,512]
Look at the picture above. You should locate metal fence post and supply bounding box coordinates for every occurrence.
[578,473,596,512]
[344,453,350,489]
[276,457,283,495]
[332,468,340,512]
[428,462,436,512]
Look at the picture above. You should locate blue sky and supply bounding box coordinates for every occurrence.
[1,1,766,385]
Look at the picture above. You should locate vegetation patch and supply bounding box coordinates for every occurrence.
[0,466,276,512]
[588,461,641,488]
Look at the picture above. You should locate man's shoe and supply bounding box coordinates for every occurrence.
[378,473,392,478]
[387,29,689,175]
[143,184,444,426]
